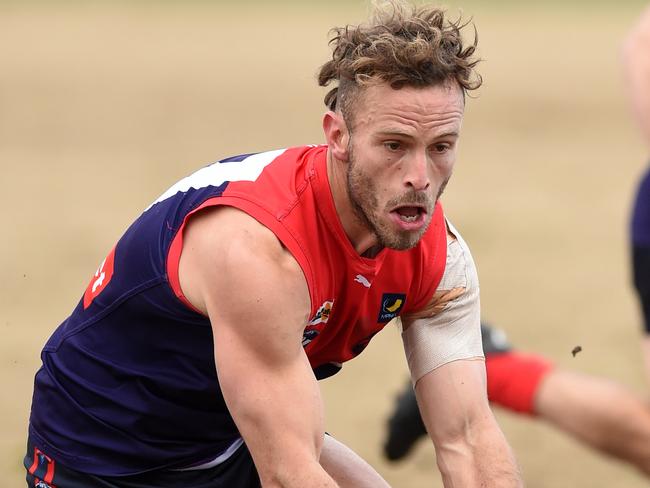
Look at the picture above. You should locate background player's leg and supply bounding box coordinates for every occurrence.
[384,322,650,476]
[383,381,426,461]
[320,435,391,488]
[382,348,550,461]
[534,369,650,475]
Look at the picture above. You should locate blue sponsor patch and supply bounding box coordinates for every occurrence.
[377,293,406,322]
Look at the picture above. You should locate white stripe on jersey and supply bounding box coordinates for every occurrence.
[172,437,245,471]
[145,148,287,211]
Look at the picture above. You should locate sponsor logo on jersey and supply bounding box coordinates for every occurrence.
[377,293,406,322]
[83,246,116,309]
[302,329,320,347]
[308,300,334,325]
[303,300,334,347]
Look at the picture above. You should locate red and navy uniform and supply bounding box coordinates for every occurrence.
[28,145,447,476]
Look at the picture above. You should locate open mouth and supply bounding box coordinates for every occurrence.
[388,205,429,231]
[391,205,426,223]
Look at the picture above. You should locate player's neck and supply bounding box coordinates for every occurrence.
[361,244,383,259]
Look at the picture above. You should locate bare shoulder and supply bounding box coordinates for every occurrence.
[178,205,310,323]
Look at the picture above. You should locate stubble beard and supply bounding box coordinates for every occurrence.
[346,146,443,251]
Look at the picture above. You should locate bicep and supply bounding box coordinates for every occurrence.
[180,207,323,477]
[213,318,324,472]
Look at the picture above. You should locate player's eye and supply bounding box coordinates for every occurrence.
[384,141,402,151]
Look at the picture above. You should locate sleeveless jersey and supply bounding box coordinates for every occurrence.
[29,145,447,476]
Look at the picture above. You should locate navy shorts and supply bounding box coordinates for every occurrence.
[631,165,650,332]
[24,437,260,488]
[633,245,650,332]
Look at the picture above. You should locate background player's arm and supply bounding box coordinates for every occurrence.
[401,228,521,487]
[179,206,339,488]
[622,5,650,145]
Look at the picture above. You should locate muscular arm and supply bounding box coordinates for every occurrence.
[401,224,522,487]
[416,361,521,487]
[179,206,339,488]
[622,5,650,146]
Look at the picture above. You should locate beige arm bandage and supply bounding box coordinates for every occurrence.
[401,221,484,384]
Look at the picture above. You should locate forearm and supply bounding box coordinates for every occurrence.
[320,435,391,488]
[434,414,522,488]
[225,373,340,488]
[416,361,522,487]
[260,460,340,488]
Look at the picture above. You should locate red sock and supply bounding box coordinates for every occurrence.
[486,352,554,415]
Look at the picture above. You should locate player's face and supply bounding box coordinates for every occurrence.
[346,82,464,250]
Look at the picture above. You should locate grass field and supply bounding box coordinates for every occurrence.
[2,2,649,486]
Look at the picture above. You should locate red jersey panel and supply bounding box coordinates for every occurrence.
[167,144,447,375]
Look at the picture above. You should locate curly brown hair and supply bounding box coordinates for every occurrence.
[318,0,482,126]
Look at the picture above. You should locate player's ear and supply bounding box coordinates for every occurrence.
[323,111,350,162]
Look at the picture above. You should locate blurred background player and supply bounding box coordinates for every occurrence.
[623,4,650,386]
[383,4,650,477]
